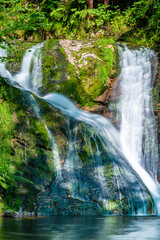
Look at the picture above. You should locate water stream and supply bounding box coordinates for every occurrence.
[0,43,159,215]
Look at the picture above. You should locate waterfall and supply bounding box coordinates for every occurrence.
[117,46,160,213]
[0,43,13,80]
[0,43,160,215]
[1,43,63,179]
[15,43,43,91]
[118,46,159,176]
[45,126,62,180]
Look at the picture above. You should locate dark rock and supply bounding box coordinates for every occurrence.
[3,210,19,218]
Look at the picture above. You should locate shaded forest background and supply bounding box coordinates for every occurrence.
[0,0,159,48]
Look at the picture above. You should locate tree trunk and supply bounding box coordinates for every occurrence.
[111,0,114,9]
[88,0,93,9]
[104,0,109,7]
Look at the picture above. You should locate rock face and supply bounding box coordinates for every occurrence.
[37,189,103,216]
[1,39,119,216]
[35,43,159,216]
[59,40,95,66]
[2,40,158,216]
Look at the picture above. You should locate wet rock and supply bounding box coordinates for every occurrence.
[3,210,19,218]
[96,77,118,105]
[22,211,36,217]
[59,39,94,66]
[37,196,103,216]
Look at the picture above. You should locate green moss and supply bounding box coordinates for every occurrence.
[0,77,59,211]
[79,150,89,164]
[42,39,67,88]
[61,39,118,107]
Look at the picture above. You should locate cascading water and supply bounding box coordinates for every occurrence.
[45,126,62,180]
[116,45,160,213]
[15,44,43,91]
[3,43,63,180]
[118,46,159,177]
[0,43,160,215]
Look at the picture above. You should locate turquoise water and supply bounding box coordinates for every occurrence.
[0,216,159,240]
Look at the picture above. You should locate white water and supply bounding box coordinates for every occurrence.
[118,46,159,175]
[45,126,62,180]
[0,43,160,214]
[43,90,160,214]
[0,43,63,179]
[0,43,13,80]
[24,45,62,179]
[15,43,43,91]
[117,46,160,213]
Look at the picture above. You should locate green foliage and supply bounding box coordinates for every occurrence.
[0,0,159,47]
[0,91,18,190]
[0,80,35,198]
[121,0,160,48]
[0,0,47,41]
[46,0,159,46]
[50,3,119,38]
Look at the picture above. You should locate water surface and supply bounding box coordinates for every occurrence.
[0,216,159,240]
